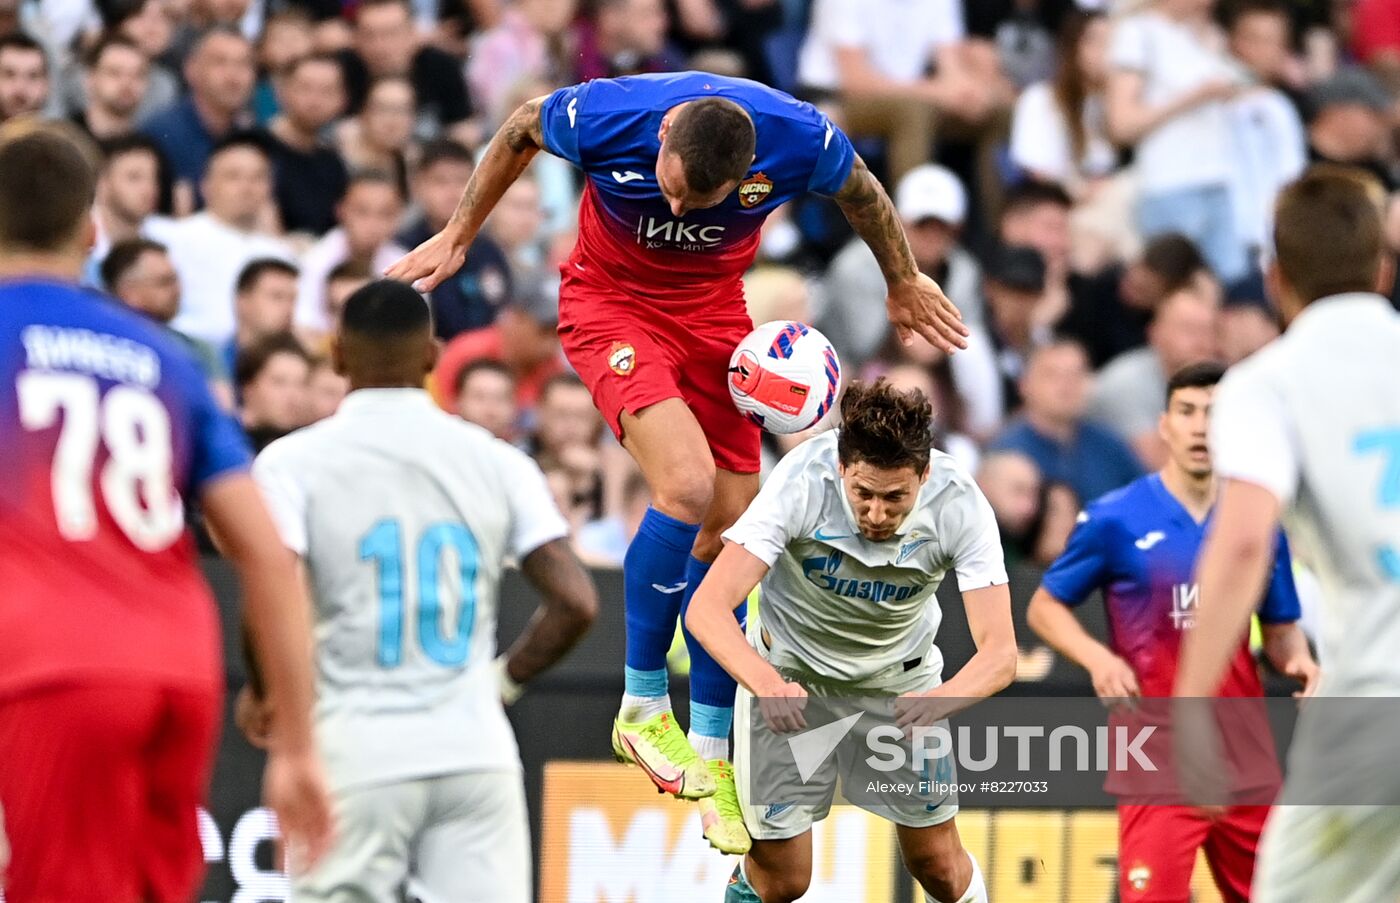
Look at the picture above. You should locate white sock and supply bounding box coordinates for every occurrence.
[690,731,730,762]
[620,693,672,722]
[926,851,986,903]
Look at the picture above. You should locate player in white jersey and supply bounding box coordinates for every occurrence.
[245,280,598,902]
[686,381,1016,903]
[1175,168,1400,902]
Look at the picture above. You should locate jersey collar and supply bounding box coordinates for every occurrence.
[337,387,436,417]
[1288,292,1392,333]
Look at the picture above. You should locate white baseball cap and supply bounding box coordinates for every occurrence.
[894,164,968,226]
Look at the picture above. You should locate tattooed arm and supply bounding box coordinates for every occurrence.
[386,96,547,291]
[833,155,969,353]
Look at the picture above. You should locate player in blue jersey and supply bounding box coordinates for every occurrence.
[389,71,970,853]
[0,125,332,901]
[1028,362,1317,903]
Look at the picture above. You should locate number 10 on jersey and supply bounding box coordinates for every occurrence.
[359,519,480,667]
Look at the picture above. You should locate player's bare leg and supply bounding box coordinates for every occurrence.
[725,833,813,903]
[611,399,718,799]
[897,820,987,903]
[685,468,758,852]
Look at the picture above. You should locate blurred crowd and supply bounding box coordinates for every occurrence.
[9,0,1400,568]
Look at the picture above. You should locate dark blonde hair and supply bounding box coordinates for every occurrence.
[837,380,933,474]
[1274,166,1386,304]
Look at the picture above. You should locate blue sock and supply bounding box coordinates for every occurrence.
[623,508,700,698]
[680,555,743,741]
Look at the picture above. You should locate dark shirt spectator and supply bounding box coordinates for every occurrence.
[398,139,513,339]
[989,340,1143,503]
[141,28,255,202]
[338,0,472,135]
[258,53,349,234]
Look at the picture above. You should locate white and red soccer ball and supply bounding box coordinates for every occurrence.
[728,321,842,435]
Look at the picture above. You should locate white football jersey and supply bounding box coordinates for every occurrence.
[253,389,568,792]
[1211,294,1400,695]
[722,431,1007,684]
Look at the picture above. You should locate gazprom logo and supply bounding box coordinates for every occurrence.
[637,216,726,251]
[802,552,921,603]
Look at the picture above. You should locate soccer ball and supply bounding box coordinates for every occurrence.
[728,321,842,434]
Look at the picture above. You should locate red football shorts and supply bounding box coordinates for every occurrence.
[1118,803,1270,902]
[0,681,220,903]
[557,264,761,474]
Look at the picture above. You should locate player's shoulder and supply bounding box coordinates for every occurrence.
[1080,475,1156,526]
[921,448,982,501]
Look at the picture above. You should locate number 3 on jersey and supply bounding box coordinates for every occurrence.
[360,519,479,667]
[1354,427,1400,581]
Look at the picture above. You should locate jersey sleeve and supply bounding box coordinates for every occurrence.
[501,445,570,559]
[1210,364,1301,506]
[188,364,251,494]
[807,112,857,196]
[1258,529,1303,624]
[250,440,309,556]
[722,451,814,567]
[1108,15,1151,73]
[1040,509,1112,606]
[946,484,1010,592]
[539,82,592,167]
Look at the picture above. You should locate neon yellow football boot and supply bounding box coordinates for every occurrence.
[699,759,751,855]
[611,711,716,800]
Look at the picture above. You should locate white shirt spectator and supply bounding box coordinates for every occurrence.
[1109,11,1238,193]
[797,0,965,92]
[1010,82,1118,184]
[146,213,294,344]
[295,229,409,334]
[1229,87,1306,253]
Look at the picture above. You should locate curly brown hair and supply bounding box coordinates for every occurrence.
[837,380,933,474]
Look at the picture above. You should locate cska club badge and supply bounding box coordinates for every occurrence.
[738,172,773,209]
[608,342,637,376]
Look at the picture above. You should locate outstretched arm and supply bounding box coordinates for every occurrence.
[386,96,548,291]
[832,155,969,354]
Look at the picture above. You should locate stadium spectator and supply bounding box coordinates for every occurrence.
[324,259,373,328]
[881,359,981,470]
[146,135,293,344]
[529,372,606,520]
[1032,480,1080,566]
[990,339,1143,503]
[141,28,256,205]
[1351,0,1400,88]
[251,9,314,122]
[982,243,1049,413]
[294,170,406,334]
[1305,68,1396,191]
[335,75,415,193]
[101,237,234,406]
[1010,11,1117,191]
[485,174,548,277]
[398,139,513,339]
[996,181,1074,327]
[1059,232,1211,368]
[225,257,299,376]
[576,469,651,566]
[1107,0,1249,283]
[1089,287,1220,468]
[235,330,312,449]
[91,0,181,121]
[431,281,564,413]
[89,135,165,276]
[796,0,1006,183]
[976,448,1043,567]
[259,53,349,234]
[305,355,348,422]
[74,34,149,141]
[823,164,984,366]
[1226,0,1306,265]
[1218,298,1280,365]
[454,358,518,440]
[575,0,677,82]
[467,0,579,128]
[339,0,474,139]
[0,34,49,124]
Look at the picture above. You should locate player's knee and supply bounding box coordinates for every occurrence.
[908,846,970,903]
[651,462,717,523]
[749,869,811,903]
